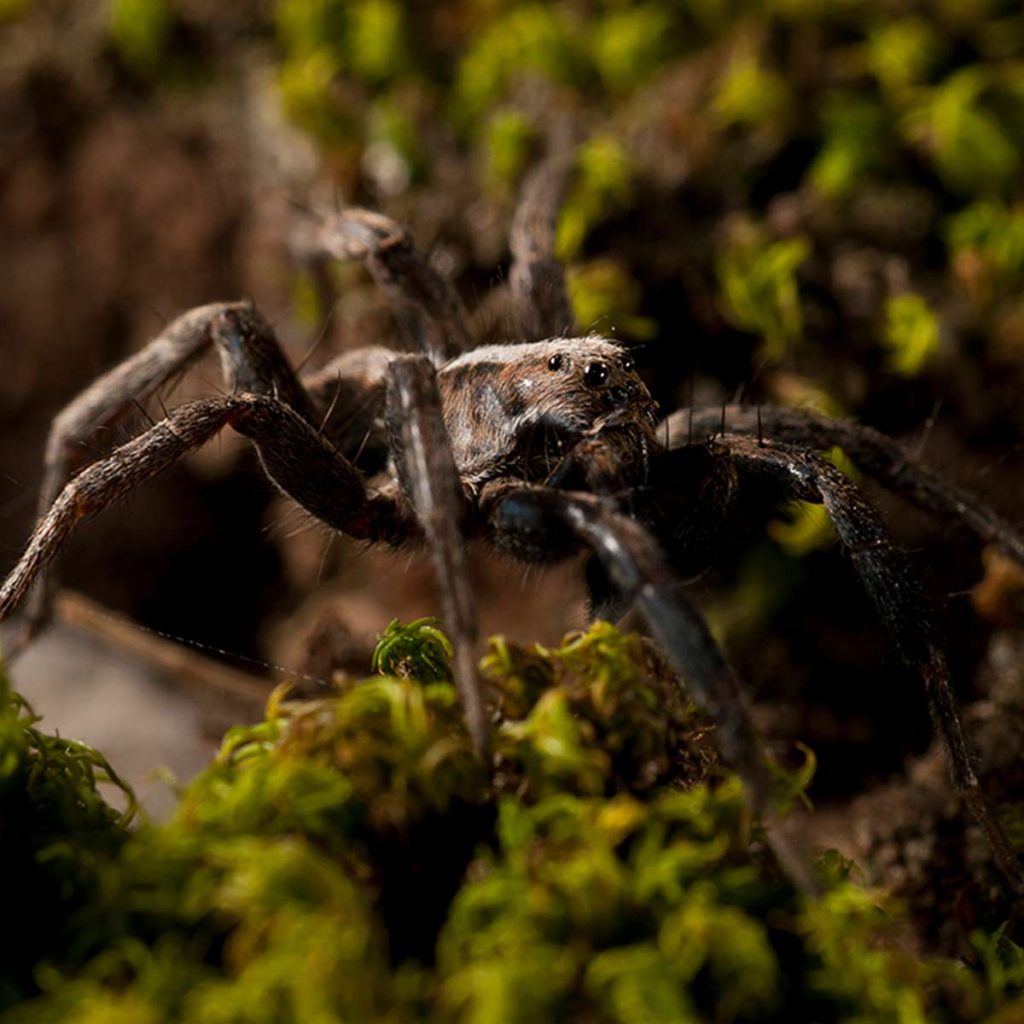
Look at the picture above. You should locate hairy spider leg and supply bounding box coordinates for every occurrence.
[671,406,1024,568]
[485,482,819,894]
[0,391,413,637]
[509,138,577,341]
[21,303,314,646]
[385,355,487,751]
[296,208,472,364]
[719,434,1024,892]
[3,397,241,626]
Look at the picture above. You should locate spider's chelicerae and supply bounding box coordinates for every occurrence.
[3,148,1024,896]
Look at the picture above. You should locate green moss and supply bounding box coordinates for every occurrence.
[590,6,677,95]
[0,666,134,1008]
[107,0,174,78]
[948,199,1024,307]
[904,69,1021,197]
[716,219,810,361]
[809,93,890,198]
[454,5,587,127]
[554,136,632,263]
[482,110,536,194]
[712,42,793,135]
[566,259,657,341]
[4,623,1023,1021]
[882,293,941,377]
[864,17,943,96]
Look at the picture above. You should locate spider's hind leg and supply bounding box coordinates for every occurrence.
[509,136,577,341]
[1,393,412,638]
[20,303,315,646]
[720,433,1024,893]
[296,209,473,364]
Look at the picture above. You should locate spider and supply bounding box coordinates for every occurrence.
[2,146,1024,897]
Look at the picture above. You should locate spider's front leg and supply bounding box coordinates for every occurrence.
[19,303,314,646]
[481,481,820,895]
[384,355,487,750]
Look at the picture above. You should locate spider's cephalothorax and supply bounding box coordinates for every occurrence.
[3,150,1024,898]
[436,337,657,490]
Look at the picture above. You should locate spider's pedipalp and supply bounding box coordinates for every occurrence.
[485,482,819,893]
[719,434,1024,892]
[672,405,1024,568]
[386,355,487,750]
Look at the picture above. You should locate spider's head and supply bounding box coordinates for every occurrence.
[523,336,656,429]
[439,337,656,487]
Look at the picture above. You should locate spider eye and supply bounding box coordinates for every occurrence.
[547,354,563,371]
[621,355,635,372]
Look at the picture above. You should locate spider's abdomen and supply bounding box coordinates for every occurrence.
[437,337,656,489]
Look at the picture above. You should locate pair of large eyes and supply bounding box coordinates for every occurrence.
[546,354,636,372]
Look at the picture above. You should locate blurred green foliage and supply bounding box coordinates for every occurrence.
[263,0,1024,376]
[716,220,810,361]
[882,292,941,376]
[108,0,174,77]
[4,623,1024,1022]
[81,0,1024,378]
[91,0,1024,384]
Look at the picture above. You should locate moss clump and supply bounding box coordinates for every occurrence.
[2,621,1023,1022]
[0,666,134,1008]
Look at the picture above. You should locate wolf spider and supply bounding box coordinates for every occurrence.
[3,147,1024,896]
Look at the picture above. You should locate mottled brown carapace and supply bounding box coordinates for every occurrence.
[3,146,1024,898]
[437,338,657,490]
